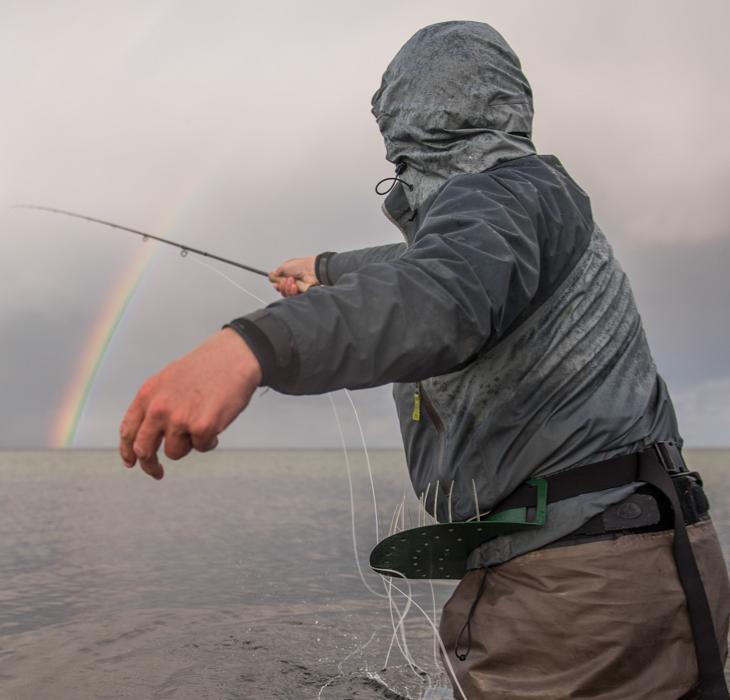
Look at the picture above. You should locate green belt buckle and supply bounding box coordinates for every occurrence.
[369,478,548,580]
[482,478,547,527]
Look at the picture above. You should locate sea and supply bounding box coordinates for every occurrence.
[0,449,728,699]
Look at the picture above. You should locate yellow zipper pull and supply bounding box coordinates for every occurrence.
[412,388,421,422]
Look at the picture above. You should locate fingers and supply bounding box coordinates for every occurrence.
[269,257,318,297]
[271,256,316,282]
[119,395,146,467]
[270,275,301,297]
[191,433,219,452]
[118,328,260,481]
[120,392,223,478]
[283,277,299,296]
[164,425,219,458]
[138,453,165,480]
[133,410,165,480]
[272,260,298,278]
[164,429,193,460]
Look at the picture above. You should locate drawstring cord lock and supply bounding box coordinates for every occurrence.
[374,161,413,195]
[454,568,489,662]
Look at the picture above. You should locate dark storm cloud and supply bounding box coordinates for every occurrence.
[620,231,730,389]
[0,311,87,444]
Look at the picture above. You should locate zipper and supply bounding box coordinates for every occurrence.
[413,382,444,432]
[411,388,421,421]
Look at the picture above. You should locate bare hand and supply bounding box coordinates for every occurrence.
[119,329,262,479]
[269,256,318,297]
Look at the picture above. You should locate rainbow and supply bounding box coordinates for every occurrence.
[50,243,156,447]
[48,156,234,447]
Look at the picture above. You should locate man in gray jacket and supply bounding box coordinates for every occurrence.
[120,21,729,699]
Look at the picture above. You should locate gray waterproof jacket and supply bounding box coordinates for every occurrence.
[229,22,680,566]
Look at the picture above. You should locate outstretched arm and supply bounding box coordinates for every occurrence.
[119,243,406,478]
[120,175,542,476]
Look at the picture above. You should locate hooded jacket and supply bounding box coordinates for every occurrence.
[228,21,680,567]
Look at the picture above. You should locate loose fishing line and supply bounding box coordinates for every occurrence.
[330,390,435,688]
[378,570,467,700]
[328,393,386,601]
[191,264,449,695]
[165,244,443,689]
[17,204,452,698]
[317,631,378,700]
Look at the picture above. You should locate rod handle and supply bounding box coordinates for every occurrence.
[268,274,312,293]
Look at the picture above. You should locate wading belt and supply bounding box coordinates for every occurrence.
[493,443,728,700]
[369,443,727,697]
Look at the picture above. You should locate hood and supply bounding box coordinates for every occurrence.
[372,21,535,210]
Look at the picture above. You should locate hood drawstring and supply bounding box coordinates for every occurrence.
[374,161,413,195]
[455,568,489,661]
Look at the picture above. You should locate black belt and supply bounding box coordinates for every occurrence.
[546,487,707,547]
[492,443,727,699]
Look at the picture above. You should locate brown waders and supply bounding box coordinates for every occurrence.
[439,445,730,699]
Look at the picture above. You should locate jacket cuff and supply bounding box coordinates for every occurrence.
[314,251,337,286]
[224,309,298,388]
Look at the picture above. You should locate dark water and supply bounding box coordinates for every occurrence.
[0,450,456,699]
[0,449,727,699]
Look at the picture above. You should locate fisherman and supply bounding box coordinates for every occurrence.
[119,21,730,699]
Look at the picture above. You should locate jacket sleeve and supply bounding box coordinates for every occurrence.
[227,176,541,394]
[316,243,407,285]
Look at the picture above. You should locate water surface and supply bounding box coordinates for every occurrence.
[0,449,727,698]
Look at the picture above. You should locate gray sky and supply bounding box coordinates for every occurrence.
[0,0,728,449]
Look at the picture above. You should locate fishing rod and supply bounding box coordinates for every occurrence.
[13,204,273,279]
[14,204,452,689]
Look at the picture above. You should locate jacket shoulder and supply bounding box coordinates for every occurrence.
[426,155,598,351]
[433,155,592,226]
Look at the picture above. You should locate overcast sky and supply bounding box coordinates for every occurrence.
[0,0,728,449]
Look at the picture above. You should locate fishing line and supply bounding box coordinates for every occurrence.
[328,393,387,600]
[328,387,434,692]
[337,630,378,677]
[340,389,405,637]
[343,389,379,542]
[377,569,467,700]
[341,388,443,686]
[181,260,415,653]
[188,257,268,305]
[18,202,451,696]
[119,255,446,696]
[163,262,426,685]
[336,395,451,691]
[329,390,432,689]
[387,503,401,538]
[338,391,425,675]
[422,484,431,527]
[429,581,439,672]
[383,576,423,677]
[317,630,378,699]
[388,490,406,538]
